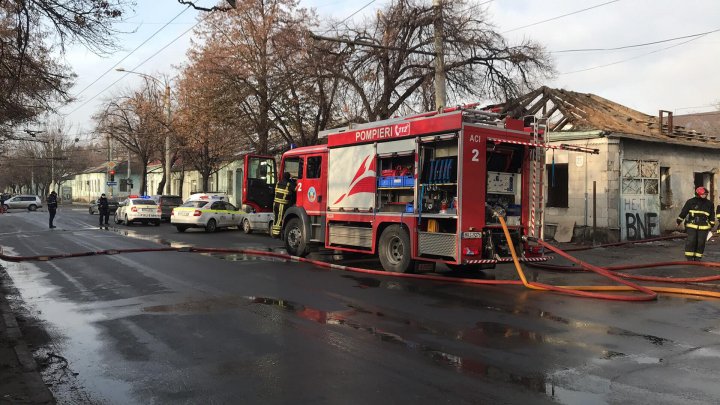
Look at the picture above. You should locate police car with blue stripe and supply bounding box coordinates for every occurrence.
[114,195,162,226]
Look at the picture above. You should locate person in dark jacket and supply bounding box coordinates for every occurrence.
[47,191,58,229]
[98,193,110,227]
[677,186,714,261]
[271,172,297,238]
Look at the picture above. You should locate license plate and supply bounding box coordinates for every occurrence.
[462,232,482,239]
[142,208,154,212]
[179,212,189,216]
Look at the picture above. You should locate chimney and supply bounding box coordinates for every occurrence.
[659,110,673,135]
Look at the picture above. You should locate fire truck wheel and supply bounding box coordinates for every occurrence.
[284,217,308,257]
[378,225,414,273]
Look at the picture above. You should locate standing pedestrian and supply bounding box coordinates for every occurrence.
[677,186,714,261]
[47,191,58,229]
[98,193,110,228]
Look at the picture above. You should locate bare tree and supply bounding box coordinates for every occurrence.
[40,119,87,192]
[322,0,554,120]
[174,61,245,191]
[269,33,344,147]
[0,140,43,194]
[95,85,165,195]
[0,0,133,139]
[184,0,338,152]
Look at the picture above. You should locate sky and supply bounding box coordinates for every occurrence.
[56,0,720,143]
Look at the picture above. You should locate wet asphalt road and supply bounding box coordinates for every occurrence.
[1,207,720,404]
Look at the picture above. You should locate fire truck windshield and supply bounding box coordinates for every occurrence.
[248,157,276,185]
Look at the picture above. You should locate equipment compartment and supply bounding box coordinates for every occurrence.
[376,152,416,212]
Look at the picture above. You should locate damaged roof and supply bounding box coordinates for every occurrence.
[501,86,720,148]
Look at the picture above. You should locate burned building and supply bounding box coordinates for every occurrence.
[503,86,720,242]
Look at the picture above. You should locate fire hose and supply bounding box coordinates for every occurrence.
[1,220,719,301]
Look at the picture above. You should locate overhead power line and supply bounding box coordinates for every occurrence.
[65,9,208,118]
[502,0,620,34]
[560,33,711,75]
[72,6,193,100]
[320,0,378,34]
[311,33,436,55]
[552,27,720,53]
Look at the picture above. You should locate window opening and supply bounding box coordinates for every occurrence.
[306,156,322,179]
[546,163,568,208]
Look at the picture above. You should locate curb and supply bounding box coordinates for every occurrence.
[0,287,55,403]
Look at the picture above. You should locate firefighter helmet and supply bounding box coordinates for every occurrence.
[696,186,708,197]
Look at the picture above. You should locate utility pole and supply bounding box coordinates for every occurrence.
[50,138,55,193]
[433,0,446,110]
[108,135,113,197]
[128,148,132,193]
[115,68,172,195]
[164,83,172,195]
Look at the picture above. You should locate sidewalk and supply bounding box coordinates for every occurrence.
[0,270,55,404]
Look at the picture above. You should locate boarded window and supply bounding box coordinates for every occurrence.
[546,163,568,208]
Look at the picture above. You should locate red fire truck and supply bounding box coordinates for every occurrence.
[273,105,548,273]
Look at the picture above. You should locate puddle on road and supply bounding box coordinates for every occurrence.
[108,228,291,263]
[606,326,670,346]
[0,259,135,404]
[339,274,421,293]
[340,274,382,288]
[198,252,287,263]
[143,293,552,394]
[143,296,249,313]
[248,296,551,395]
[688,346,720,358]
[467,321,546,343]
[546,384,609,405]
[109,228,190,249]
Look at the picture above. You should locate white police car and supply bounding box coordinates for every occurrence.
[114,195,162,226]
[171,193,243,233]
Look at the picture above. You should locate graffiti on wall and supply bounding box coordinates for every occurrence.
[623,197,658,240]
[621,160,660,240]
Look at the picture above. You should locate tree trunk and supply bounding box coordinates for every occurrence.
[140,163,149,195]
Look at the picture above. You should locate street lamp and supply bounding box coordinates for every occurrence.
[115,67,172,195]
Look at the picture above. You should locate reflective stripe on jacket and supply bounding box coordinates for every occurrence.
[678,196,715,230]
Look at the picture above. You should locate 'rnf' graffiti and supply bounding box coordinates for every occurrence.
[625,212,658,240]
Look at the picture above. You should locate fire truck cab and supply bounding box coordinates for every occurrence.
[276,105,546,273]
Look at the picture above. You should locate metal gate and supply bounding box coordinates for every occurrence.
[620,160,660,240]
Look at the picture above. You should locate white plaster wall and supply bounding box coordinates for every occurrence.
[544,136,720,237]
[544,138,614,231]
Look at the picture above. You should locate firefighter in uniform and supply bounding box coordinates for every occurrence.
[677,186,714,261]
[271,172,296,238]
